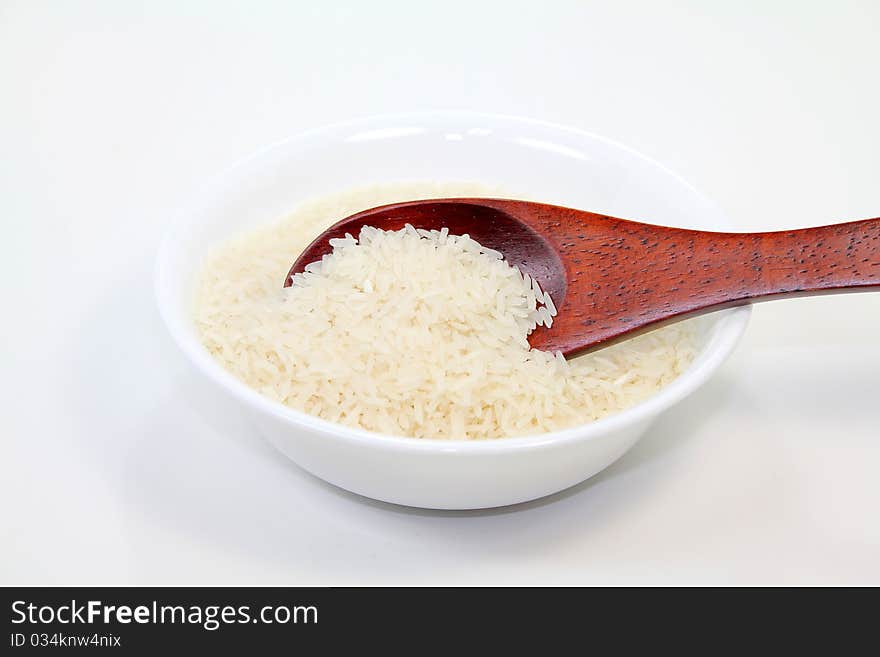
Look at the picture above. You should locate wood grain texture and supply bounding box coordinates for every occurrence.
[286,199,880,357]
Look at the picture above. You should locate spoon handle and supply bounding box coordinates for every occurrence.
[544,214,880,354]
[719,217,880,300]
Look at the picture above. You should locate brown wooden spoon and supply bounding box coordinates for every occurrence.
[284,199,880,357]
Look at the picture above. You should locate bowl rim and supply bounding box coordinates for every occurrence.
[155,110,750,454]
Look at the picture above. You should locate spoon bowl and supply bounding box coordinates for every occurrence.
[286,199,568,308]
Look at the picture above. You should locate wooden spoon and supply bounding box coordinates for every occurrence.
[285,199,880,357]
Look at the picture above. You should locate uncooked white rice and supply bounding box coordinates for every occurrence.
[194,182,699,440]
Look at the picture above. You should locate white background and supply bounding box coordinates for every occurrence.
[2,0,878,585]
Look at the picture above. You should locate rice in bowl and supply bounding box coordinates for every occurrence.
[194,182,699,439]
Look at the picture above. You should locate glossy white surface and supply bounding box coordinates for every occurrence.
[2,1,878,583]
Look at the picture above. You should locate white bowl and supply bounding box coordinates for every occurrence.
[156,111,750,510]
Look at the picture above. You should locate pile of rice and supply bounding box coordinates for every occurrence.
[195,183,699,439]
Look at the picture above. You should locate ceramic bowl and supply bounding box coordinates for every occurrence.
[156,111,749,509]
